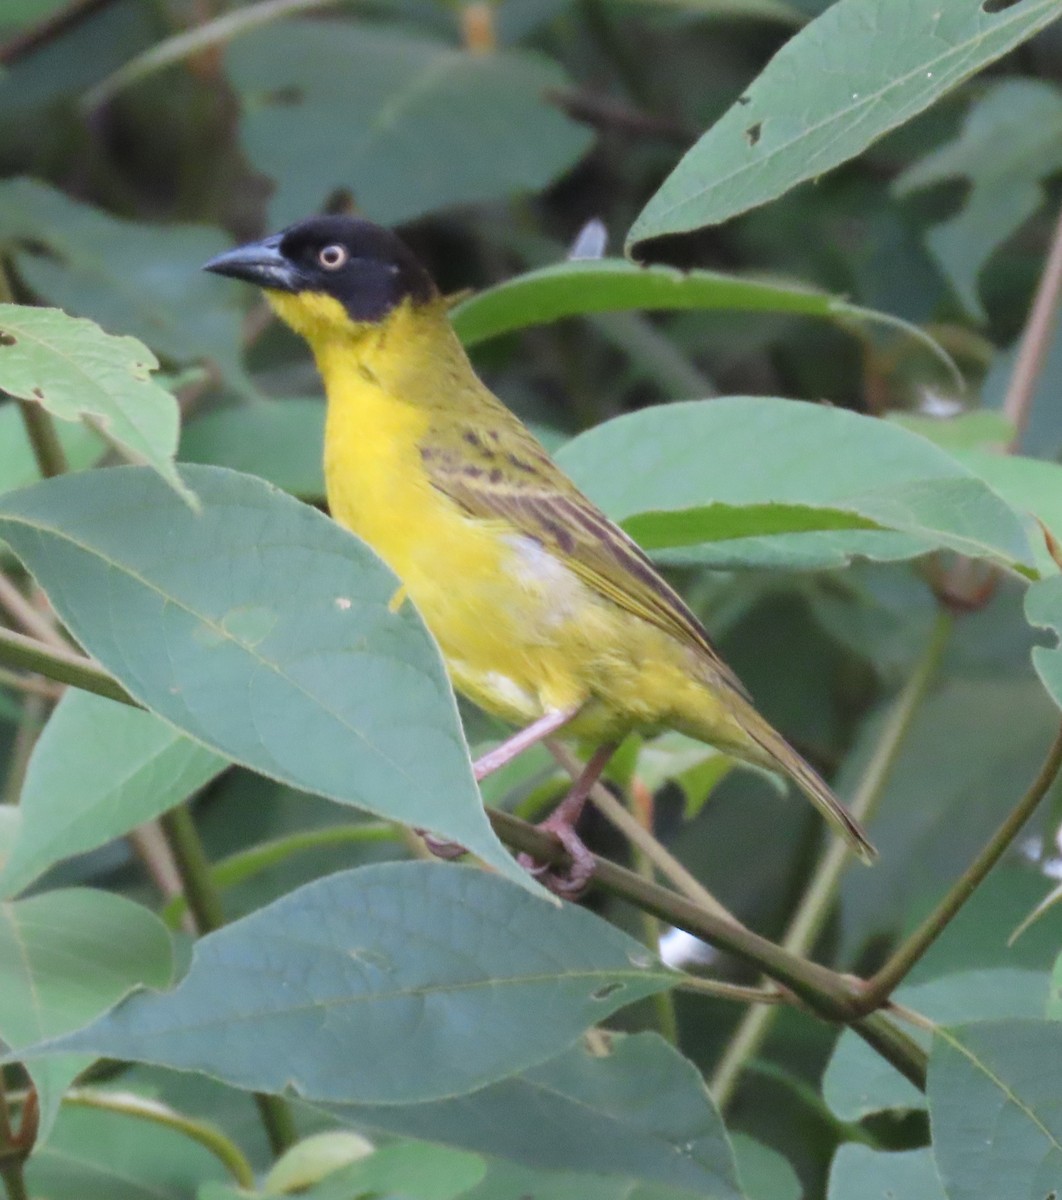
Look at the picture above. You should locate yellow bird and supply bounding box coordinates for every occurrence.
[205,217,874,892]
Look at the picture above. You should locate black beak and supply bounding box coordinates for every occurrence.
[202,234,300,292]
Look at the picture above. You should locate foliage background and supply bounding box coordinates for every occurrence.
[2,1,1062,1198]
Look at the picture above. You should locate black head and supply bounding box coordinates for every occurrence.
[203,216,438,323]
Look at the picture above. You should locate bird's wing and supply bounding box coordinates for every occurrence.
[421,410,750,700]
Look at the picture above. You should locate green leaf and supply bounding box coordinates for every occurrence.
[0,178,249,386]
[20,864,675,1104]
[823,968,1049,1121]
[0,889,172,1143]
[886,410,1013,454]
[30,1102,229,1199]
[0,464,530,889]
[828,1147,945,1200]
[0,304,193,503]
[451,258,934,351]
[0,397,106,494]
[929,1019,1062,1198]
[324,1032,742,1198]
[554,398,1034,573]
[265,1131,374,1194]
[301,1143,486,1200]
[1025,575,1062,712]
[627,0,1062,251]
[180,399,326,500]
[0,690,227,899]
[227,20,593,226]
[731,1135,801,1200]
[894,79,1062,320]
[636,731,746,818]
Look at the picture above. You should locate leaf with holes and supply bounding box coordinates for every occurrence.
[628,0,1062,251]
[0,304,192,502]
[13,863,676,1104]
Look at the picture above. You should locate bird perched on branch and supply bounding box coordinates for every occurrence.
[205,216,874,894]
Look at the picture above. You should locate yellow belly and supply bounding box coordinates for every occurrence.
[319,354,748,748]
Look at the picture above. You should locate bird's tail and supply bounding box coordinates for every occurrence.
[744,714,877,864]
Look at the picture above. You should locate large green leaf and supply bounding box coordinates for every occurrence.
[226,20,593,226]
[554,398,1034,573]
[19,863,675,1104]
[0,303,191,502]
[628,0,1062,251]
[0,464,530,888]
[0,690,227,899]
[823,968,1050,1121]
[0,889,172,1143]
[324,1033,743,1198]
[450,258,936,352]
[1026,574,1062,712]
[929,1020,1062,1199]
[894,79,1062,320]
[0,178,248,386]
[828,1147,946,1200]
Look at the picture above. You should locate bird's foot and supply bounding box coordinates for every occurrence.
[417,830,467,860]
[518,813,596,899]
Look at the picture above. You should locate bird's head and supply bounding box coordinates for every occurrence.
[203,216,438,342]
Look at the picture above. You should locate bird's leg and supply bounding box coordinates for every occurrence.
[472,706,581,780]
[419,706,581,861]
[520,741,618,898]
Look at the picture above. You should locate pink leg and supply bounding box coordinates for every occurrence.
[473,706,580,781]
[419,707,580,863]
[521,741,618,898]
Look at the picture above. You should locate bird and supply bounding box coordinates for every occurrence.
[204,216,875,894]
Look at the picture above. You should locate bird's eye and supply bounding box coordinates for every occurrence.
[318,244,348,270]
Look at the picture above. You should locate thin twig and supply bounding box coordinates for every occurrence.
[856,718,1062,1011]
[0,0,112,65]
[16,402,69,479]
[0,626,134,706]
[128,823,197,935]
[1004,201,1062,448]
[548,741,741,926]
[0,575,68,651]
[709,610,952,1106]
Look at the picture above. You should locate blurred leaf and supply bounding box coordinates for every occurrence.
[838,679,1060,964]
[0,690,227,899]
[622,0,805,22]
[1049,951,1062,1019]
[0,889,172,1143]
[227,20,593,226]
[828,1147,945,1200]
[299,1143,485,1200]
[265,1131,375,1194]
[929,1019,1062,1198]
[22,864,675,1104]
[30,1101,228,1199]
[732,1134,801,1200]
[555,397,1034,573]
[325,1032,742,1197]
[0,303,192,501]
[823,967,1049,1121]
[0,178,249,386]
[0,464,530,888]
[0,0,69,25]
[895,79,1062,320]
[886,410,1013,453]
[180,398,326,500]
[637,731,745,817]
[0,398,106,494]
[628,0,1062,250]
[1026,574,1062,715]
[451,259,940,356]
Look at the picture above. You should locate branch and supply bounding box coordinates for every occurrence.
[856,718,1062,1011]
[0,626,134,706]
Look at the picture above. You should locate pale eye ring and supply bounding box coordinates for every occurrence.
[318,244,348,270]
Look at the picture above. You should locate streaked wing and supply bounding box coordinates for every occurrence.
[421,410,750,700]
